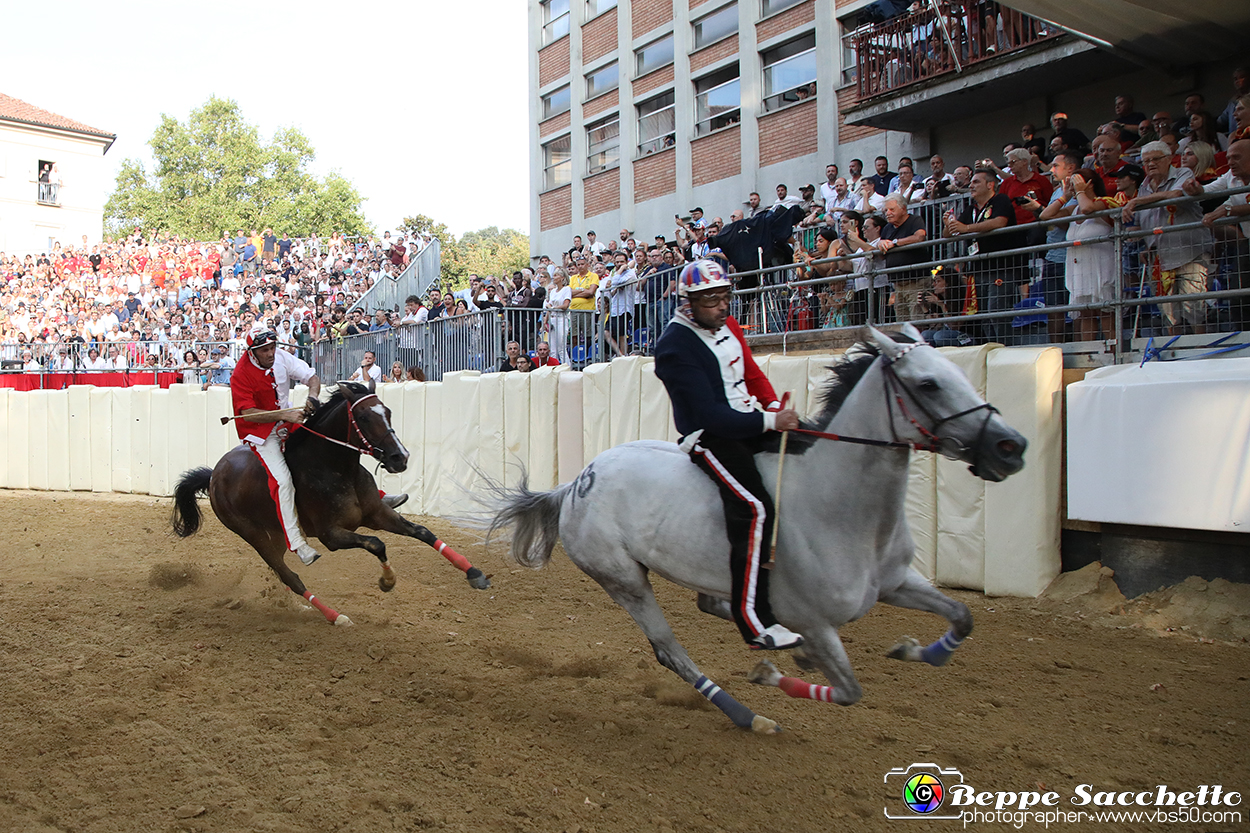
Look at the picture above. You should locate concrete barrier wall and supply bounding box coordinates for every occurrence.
[0,347,1062,596]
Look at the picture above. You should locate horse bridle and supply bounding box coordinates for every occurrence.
[794,341,999,457]
[294,393,388,460]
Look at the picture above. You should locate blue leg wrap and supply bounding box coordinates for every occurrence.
[919,629,965,667]
[695,675,756,729]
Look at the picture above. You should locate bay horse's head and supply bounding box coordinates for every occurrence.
[335,381,410,473]
[867,324,1027,482]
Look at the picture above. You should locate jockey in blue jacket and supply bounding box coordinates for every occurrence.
[654,259,803,650]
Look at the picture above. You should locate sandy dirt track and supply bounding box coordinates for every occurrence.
[0,490,1246,833]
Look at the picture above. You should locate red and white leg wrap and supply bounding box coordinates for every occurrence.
[778,675,836,703]
[433,539,472,573]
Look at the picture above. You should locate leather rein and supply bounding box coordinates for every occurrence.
[291,393,385,460]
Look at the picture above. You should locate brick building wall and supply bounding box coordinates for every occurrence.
[837,87,884,143]
[584,168,622,219]
[538,38,570,89]
[758,99,818,167]
[691,125,740,186]
[583,90,619,119]
[632,0,674,38]
[634,65,675,97]
[540,185,572,232]
[634,148,677,204]
[690,36,738,74]
[756,0,815,42]
[539,111,570,139]
[582,8,619,64]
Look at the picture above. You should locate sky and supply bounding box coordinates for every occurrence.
[1,0,531,237]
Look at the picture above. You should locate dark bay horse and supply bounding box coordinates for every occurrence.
[172,381,490,625]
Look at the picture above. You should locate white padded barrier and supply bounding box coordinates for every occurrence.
[185,389,209,474]
[7,393,28,489]
[89,387,114,493]
[1067,358,1250,533]
[27,391,50,491]
[398,382,427,514]
[502,371,531,487]
[477,372,507,488]
[556,371,585,483]
[129,387,152,495]
[374,383,405,499]
[148,389,170,497]
[110,388,132,493]
[164,385,190,494]
[445,372,483,510]
[906,452,939,583]
[204,386,235,470]
[608,357,643,448]
[47,391,70,492]
[638,361,674,443]
[420,381,444,516]
[764,355,811,414]
[934,345,996,590]
[67,386,92,491]
[528,365,562,491]
[985,346,1063,596]
[0,389,9,487]
[581,362,612,466]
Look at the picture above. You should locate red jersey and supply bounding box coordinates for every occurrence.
[230,352,281,443]
[999,174,1054,226]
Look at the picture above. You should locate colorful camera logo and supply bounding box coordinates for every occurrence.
[884,763,965,820]
[903,772,945,813]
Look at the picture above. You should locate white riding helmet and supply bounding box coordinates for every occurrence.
[677,259,732,298]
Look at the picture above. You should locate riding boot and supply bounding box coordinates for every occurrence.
[382,492,409,509]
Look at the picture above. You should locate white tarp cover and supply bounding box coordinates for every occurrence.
[1067,357,1250,532]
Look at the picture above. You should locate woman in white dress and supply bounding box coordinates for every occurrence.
[543,267,573,364]
[1064,168,1125,342]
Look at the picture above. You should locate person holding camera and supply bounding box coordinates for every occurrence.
[999,148,1054,245]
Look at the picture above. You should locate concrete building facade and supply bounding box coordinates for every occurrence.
[0,94,115,257]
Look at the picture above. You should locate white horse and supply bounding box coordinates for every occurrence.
[487,325,1027,733]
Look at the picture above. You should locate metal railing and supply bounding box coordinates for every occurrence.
[730,184,1250,365]
[852,0,1061,101]
[0,339,251,386]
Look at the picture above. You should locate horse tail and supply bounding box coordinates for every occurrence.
[171,467,214,538]
[486,473,572,569]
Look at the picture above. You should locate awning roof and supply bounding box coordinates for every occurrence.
[999,1,1250,69]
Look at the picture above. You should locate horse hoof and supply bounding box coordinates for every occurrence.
[467,568,491,590]
[751,715,782,734]
[887,636,922,662]
[379,576,396,593]
[334,615,354,627]
[747,659,783,687]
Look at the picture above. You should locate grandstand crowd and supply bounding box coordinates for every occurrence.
[3,73,1248,380]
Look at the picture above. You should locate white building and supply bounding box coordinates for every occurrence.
[0,93,115,256]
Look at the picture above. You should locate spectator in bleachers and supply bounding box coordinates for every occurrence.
[1216,68,1249,135]
[868,155,895,195]
[945,169,1021,342]
[1064,169,1125,342]
[855,176,886,213]
[879,194,931,322]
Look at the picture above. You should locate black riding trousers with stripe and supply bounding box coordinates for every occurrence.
[688,432,779,642]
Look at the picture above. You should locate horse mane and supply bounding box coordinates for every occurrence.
[759,330,916,455]
[285,382,372,452]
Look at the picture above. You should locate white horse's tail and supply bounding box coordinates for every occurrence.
[486,474,572,569]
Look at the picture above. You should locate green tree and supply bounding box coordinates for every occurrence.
[105,96,369,241]
[398,214,530,288]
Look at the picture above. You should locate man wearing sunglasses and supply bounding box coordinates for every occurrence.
[653,260,802,651]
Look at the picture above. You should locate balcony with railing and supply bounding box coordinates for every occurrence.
[848,0,1061,103]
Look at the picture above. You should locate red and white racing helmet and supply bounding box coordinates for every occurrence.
[246,326,278,351]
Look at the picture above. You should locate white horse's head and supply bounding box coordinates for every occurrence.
[866,324,1026,482]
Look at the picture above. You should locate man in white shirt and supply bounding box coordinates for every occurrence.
[349,350,384,384]
[819,164,841,211]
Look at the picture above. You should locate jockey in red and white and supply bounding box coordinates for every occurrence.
[231,327,406,566]
[653,259,804,650]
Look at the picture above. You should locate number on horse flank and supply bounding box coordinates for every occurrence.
[485,322,1029,733]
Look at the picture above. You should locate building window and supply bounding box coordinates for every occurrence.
[761,33,817,111]
[543,135,572,190]
[762,0,804,15]
[840,17,867,86]
[586,61,619,99]
[692,3,737,50]
[637,91,676,156]
[694,65,740,136]
[542,0,570,45]
[37,159,59,205]
[586,0,616,16]
[586,113,621,175]
[542,85,571,119]
[635,34,674,76]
